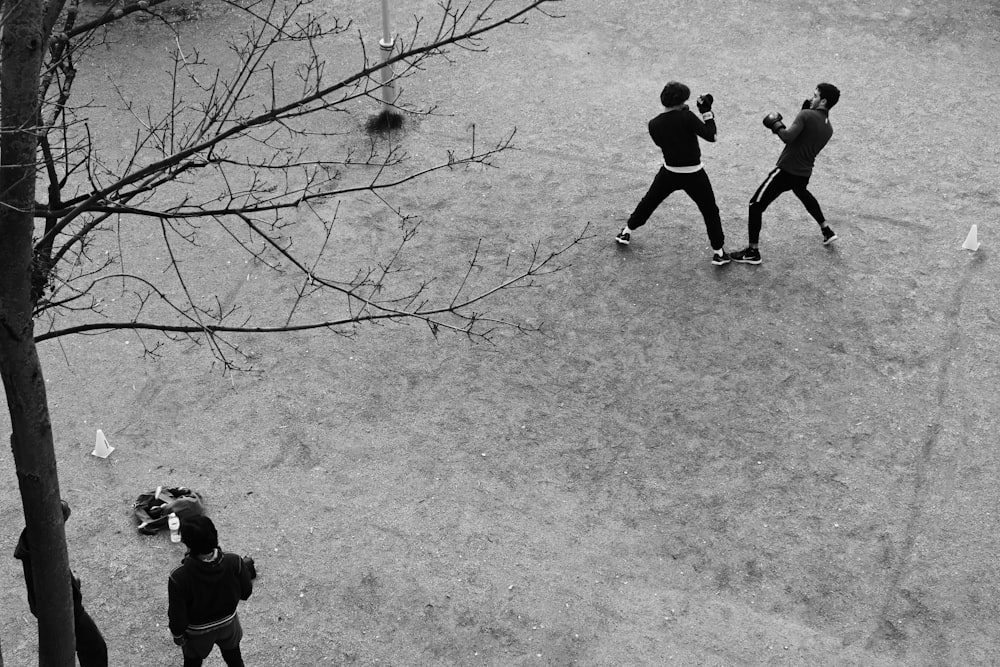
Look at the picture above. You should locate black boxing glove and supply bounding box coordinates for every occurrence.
[697,94,714,121]
[762,112,785,134]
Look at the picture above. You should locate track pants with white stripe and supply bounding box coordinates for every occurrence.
[749,167,825,245]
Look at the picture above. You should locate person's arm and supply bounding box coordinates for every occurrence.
[21,561,37,615]
[167,572,188,645]
[14,530,37,615]
[693,114,717,142]
[238,556,253,601]
[775,110,807,143]
[647,117,660,147]
[71,572,83,606]
[694,94,717,142]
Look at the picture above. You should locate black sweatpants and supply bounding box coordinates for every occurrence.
[181,615,246,667]
[748,167,826,245]
[627,167,725,251]
[74,607,108,667]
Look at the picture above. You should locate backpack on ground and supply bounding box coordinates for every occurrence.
[132,487,205,535]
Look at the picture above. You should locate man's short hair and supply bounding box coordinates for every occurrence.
[817,83,840,109]
[180,515,219,555]
[660,81,690,108]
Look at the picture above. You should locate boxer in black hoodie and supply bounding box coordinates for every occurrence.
[617,80,730,265]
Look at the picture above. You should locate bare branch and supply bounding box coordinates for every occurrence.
[35,1,561,244]
[24,0,572,366]
[34,223,591,345]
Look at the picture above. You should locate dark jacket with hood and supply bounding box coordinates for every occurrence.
[168,548,253,640]
[648,107,717,169]
[14,528,84,616]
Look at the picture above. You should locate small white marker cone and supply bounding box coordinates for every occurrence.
[91,429,115,458]
[962,224,980,251]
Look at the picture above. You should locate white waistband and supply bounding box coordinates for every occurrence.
[663,162,703,174]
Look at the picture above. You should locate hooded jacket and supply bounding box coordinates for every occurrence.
[168,548,252,639]
[648,107,717,169]
[14,528,84,616]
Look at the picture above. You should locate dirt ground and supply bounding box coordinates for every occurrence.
[3,0,1000,665]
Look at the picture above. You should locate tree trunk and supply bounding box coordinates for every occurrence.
[1,1,78,665]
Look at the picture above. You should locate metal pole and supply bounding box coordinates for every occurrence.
[378,0,397,111]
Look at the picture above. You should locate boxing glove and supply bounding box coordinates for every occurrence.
[762,112,785,134]
[697,94,714,113]
[801,98,812,110]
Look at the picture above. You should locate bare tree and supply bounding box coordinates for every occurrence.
[0,0,576,663]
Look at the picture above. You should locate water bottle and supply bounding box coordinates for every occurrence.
[168,512,181,543]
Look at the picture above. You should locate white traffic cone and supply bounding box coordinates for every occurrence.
[91,429,115,458]
[962,224,980,251]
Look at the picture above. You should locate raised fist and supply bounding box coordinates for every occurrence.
[762,112,785,134]
[697,94,714,113]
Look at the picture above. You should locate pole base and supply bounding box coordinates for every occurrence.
[365,108,405,134]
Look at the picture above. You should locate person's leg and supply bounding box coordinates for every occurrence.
[220,646,246,667]
[791,180,837,243]
[217,615,246,667]
[747,167,792,246]
[733,168,794,264]
[791,182,824,223]
[682,169,726,251]
[625,167,678,232]
[182,633,215,667]
[73,608,108,667]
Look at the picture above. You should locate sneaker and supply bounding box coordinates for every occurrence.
[731,247,762,265]
[821,226,838,245]
[711,250,731,266]
[615,228,631,245]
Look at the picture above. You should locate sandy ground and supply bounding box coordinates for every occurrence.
[3,0,1000,664]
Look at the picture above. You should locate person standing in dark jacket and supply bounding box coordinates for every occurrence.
[14,500,108,667]
[617,80,731,266]
[168,515,253,667]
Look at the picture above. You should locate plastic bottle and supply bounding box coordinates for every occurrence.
[168,512,181,543]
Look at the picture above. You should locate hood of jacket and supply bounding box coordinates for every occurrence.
[181,548,228,584]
